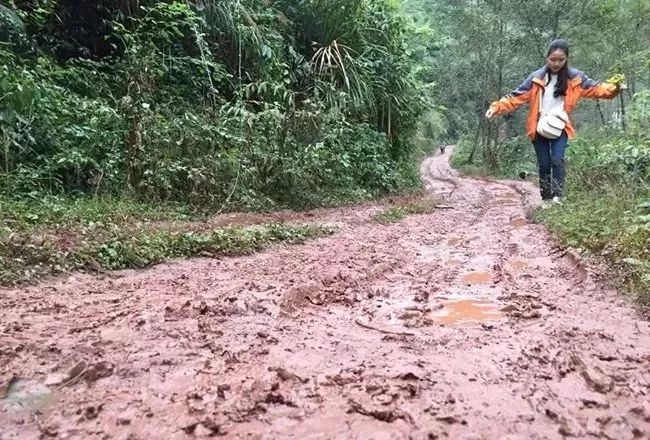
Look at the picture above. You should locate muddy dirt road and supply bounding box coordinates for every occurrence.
[1,149,649,439]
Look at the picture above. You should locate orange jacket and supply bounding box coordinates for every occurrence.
[489,66,620,140]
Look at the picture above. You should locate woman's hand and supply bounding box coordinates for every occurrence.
[485,108,496,119]
[619,83,628,91]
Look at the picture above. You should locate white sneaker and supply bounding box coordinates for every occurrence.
[552,196,563,205]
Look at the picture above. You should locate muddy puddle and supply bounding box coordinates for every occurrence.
[508,217,527,227]
[378,293,502,329]
[0,378,57,413]
[508,259,529,270]
[462,271,493,284]
[447,236,480,247]
[433,298,502,326]
[446,237,462,246]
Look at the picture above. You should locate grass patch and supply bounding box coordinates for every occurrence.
[0,195,333,285]
[0,195,192,231]
[373,196,442,224]
[535,186,650,304]
[532,129,650,305]
[374,206,410,223]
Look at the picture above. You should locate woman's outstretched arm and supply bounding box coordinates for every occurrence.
[486,74,535,118]
[578,71,623,99]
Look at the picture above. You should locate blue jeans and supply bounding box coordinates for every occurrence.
[533,131,568,200]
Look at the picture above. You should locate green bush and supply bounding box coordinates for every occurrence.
[536,186,649,303]
[536,91,650,303]
[0,1,423,210]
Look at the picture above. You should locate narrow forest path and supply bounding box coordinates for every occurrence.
[1,148,649,440]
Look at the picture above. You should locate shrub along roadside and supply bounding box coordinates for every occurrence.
[533,130,650,305]
[372,194,445,224]
[535,186,649,305]
[0,195,333,285]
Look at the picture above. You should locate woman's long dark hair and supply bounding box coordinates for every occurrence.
[547,39,569,98]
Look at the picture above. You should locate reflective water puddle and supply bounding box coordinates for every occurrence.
[434,299,501,326]
[0,378,57,413]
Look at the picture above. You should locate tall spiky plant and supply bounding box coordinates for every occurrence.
[308,39,374,111]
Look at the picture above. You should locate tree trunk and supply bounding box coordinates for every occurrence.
[467,120,482,164]
[552,10,560,39]
[596,100,606,125]
[2,130,11,191]
[388,100,392,142]
[619,92,626,132]
[125,115,142,191]
[483,120,492,165]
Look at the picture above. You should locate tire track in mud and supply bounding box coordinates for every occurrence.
[1,148,649,439]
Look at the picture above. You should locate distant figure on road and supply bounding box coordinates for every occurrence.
[439,144,446,155]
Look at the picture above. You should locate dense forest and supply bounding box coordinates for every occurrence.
[0,0,648,295]
[1,0,428,209]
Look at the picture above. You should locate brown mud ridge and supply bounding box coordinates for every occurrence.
[1,148,649,439]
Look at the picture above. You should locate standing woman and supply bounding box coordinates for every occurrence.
[485,39,625,203]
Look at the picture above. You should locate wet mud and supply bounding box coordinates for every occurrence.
[1,148,649,439]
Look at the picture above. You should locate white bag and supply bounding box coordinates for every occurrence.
[536,89,568,139]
